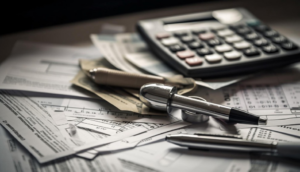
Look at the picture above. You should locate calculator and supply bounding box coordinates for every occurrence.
[137,8,300,78]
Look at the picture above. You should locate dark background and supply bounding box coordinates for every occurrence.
[1,0,215,35]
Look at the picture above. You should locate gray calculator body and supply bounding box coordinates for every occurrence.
[137,8,300,78]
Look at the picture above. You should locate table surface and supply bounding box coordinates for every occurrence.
[0,0,299,63]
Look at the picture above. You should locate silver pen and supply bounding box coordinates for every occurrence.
[166,134,300,160]
[140,83,267,125]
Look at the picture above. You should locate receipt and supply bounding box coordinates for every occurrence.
[65,110,179,124]
[0,125,123,172]
[77,120,189,159]
[0,90,147,163]
[0,90,74,163]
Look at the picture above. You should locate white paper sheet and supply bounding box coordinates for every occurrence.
[0,90,147,163]
[115,140,251,172]
[185,65,300,127]
[0,90,74,163]
[0,41,101,97]
[0,125,124,172]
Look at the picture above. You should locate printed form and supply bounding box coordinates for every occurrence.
[0,90,148,163]
[0,41,101,97]
[186,63,300,127]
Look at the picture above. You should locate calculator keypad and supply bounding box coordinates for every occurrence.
[245,33,260,40]
[188,42,204,49]
[244,48,260,57]
[207,39,222,47]
[281,42,298,50]
[185,57,203,66]
[199,33,215,40]
[196,48,213,56]
[161,37,179,46]
[217,29,235,37]
[254,39,269,47]
[262,45,279,54]
[174,31,188,37]
[233,41,251,50]
[272,36,287,44]
[215,44,232,53]
[176,50,195,59]
[225,35,243,43]
[156,33,170,39]
[236,27,252,35]
[169,44,186,52]
[205,54,223,63]
[264,30,278,38]
[157,23,298,68]
[224,51,241,60]
[180,36,195,43]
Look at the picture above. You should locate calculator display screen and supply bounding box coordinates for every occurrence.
[163,9,243,31]
[163,21,221,31]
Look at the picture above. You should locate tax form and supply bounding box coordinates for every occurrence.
[185,63,300,127]
[0,125,123,172]
[115,140,251,172]
[0,41,101,97]
[0,90,147,163]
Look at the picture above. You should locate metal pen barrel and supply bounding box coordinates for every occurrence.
[140,83,266,125]
[170,94,230,120]
[166,135,277,152]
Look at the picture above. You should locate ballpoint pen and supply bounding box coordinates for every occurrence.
[140,83,267,125]
[165,134,300,160]
[88,67,174,89]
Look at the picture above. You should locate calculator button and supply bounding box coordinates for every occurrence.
[207,39,222,47]
[264,30,278,38]
[233,41,251,50]
[161,37,179,46]
[280,42,298,50]
[230,24,245,30]
[210,26,227,31]
[192,29,206,35]
[236,27,252,35]
[243,48,260,57]
[156,33,171,39]
[224,51,241,60]
[205,54,223,63]
[254,25,270,32]
[246,19,261,27]
[262,45,279,54]
[196,48,213,56]
[174,31,188,37]
[185,57,203,66]
[244,33,260,41]
[253,39,269,47]
[215,44,232,53]
[225,35,243,43]
[180,36,195,43]
[272,36,287,44]
[217,29,234,37]
[198,33,215,40]
[169,44,186,52]
[176,50,195,59]
[188,42,204,49]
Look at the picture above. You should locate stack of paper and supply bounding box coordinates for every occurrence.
[0,38,299,172]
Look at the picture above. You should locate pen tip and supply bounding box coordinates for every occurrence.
[258,118,267,125]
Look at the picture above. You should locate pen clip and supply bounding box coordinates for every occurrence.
[193,132,243,139]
